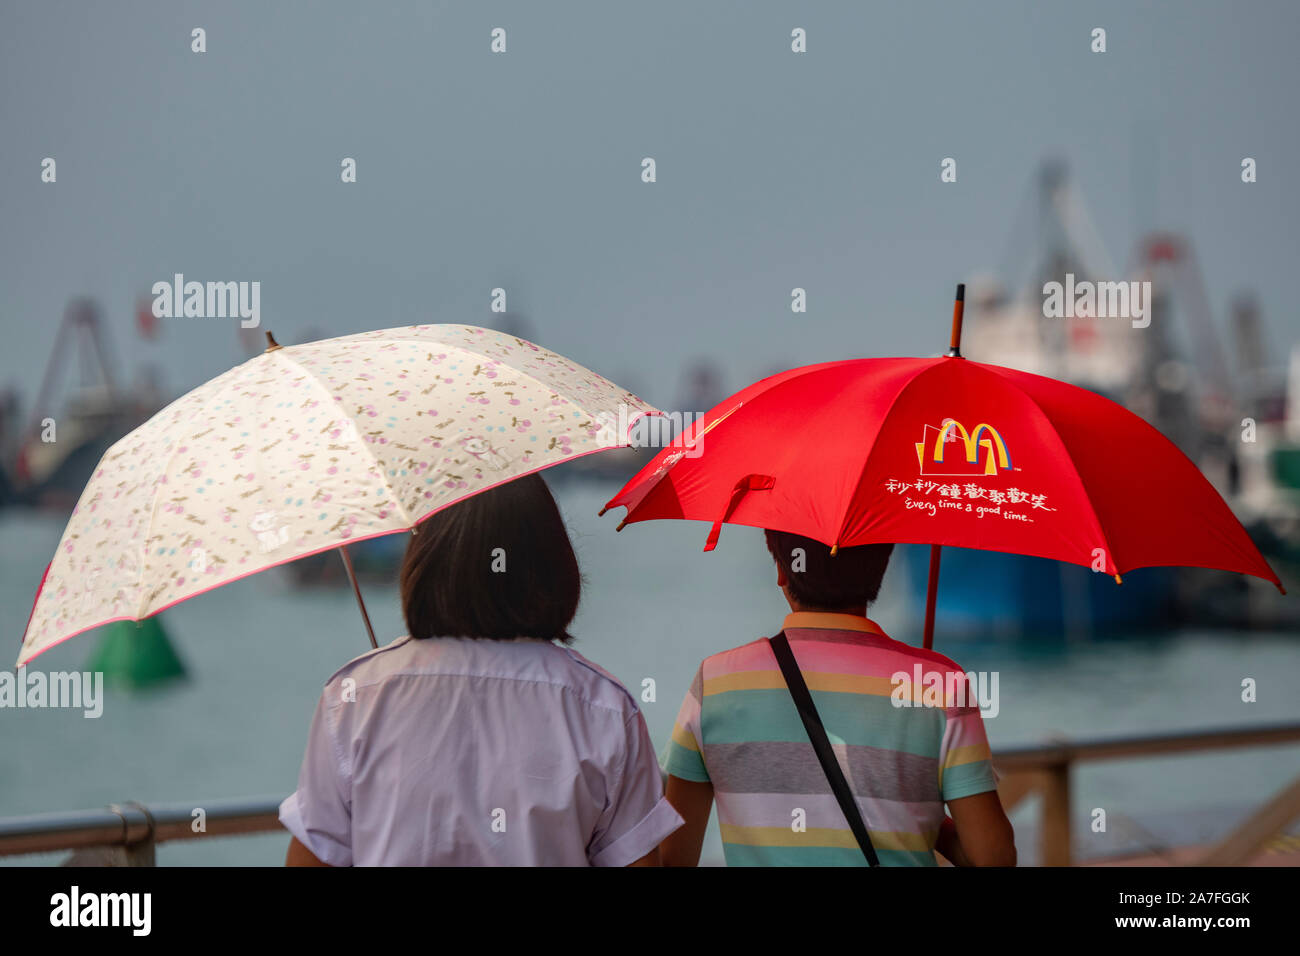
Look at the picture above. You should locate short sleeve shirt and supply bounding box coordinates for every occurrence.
[280,635,682,866]
[663,612,998,866]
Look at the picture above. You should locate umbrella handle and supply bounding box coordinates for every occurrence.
[338,545,378,649]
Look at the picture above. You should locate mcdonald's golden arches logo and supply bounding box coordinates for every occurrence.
[915,419,1013,477]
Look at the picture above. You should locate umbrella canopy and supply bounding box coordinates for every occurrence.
[603,354,1281,592]
[19,324,656,666]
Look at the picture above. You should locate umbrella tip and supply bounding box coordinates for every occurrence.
[947,284,966,358]
[830,544,839,556]
[1113,573,1123,585]
[264,331,282,352]
[597,507,608,517]
[615,520,627,532]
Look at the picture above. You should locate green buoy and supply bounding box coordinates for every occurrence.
[85,616,187,689]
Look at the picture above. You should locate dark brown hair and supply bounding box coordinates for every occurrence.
[401,473,580,643]
[764,529,893,611]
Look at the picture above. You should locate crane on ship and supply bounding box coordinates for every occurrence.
[7,299,157,509]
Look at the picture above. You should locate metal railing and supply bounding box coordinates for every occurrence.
[992,721,1300,866]
[0,796,284,865]
[2,722,1298,865]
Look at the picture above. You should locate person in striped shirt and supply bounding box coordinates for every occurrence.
[660,530,1016,866]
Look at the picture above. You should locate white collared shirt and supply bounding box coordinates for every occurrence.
[280,635,682,866]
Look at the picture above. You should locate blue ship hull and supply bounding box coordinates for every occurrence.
[899,544,1181,638]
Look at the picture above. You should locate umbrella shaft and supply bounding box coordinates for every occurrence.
[922,544,942,650]
[339,545,378,649]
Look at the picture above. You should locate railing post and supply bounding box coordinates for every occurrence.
[1040,760,1072,866]
[60,801,157,866]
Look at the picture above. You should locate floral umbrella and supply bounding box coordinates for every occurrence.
[19,324,656,665]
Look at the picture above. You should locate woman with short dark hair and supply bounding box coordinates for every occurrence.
[281,473,682,866]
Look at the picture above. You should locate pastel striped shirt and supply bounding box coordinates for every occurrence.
[663,612,997,866]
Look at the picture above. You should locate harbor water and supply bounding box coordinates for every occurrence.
[1,480,1297,865]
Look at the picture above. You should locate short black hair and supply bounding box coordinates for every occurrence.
[764,529,893,611]
[400,473,580,643]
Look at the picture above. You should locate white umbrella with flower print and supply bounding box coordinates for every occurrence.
[18,324,657,665]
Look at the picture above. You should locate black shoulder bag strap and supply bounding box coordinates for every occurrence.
[769,631,880,866]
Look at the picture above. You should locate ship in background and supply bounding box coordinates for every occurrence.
[0,299,162,511]
[1228,295,1300,572]
[900,160,1299,638]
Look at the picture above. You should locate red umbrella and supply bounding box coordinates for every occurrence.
[601,287,1283,647]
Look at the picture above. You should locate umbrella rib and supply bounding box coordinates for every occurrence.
[440,340,658,444]
[265,336,645,534]
[264,347,420,531]
[354,337,654,528]
[829,360,955,550]
[615,362,841,526]
[385,330,647,430]
[131,376,226,621]
[827,360,1121,576]
[977,369,1123,576]
[1019,420,1121,577]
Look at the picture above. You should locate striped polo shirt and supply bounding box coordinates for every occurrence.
[663,611,997,866]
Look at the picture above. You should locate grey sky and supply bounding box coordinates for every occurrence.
[2,0,1297,411]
